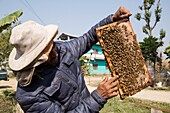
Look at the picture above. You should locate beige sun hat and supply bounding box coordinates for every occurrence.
[9,20,58,71]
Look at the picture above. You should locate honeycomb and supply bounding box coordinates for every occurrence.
[96,21,152,99]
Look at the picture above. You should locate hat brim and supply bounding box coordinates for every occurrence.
[9,25,58,71]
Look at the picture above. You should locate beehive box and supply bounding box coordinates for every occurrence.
[96,20,152,99]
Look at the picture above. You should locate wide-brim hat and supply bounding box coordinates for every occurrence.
[9,20,58,71]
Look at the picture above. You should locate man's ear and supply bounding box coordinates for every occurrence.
[42,41,54,57]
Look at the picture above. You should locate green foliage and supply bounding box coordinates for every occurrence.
[155,0,162,22]
[135,13,142,21]
[0,10,23,33]
[139,36,162,63]
[2,90,15,98]
[144,0,155,10]
[164,46,170,59]
[79,56,90,75]
[0,29,13,65]
[142,25,149,35]
[0,90,17,113]
[160,29,166,40]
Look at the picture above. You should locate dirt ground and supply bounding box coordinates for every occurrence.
[0,76,170,104]
[0,78,17,92]
[85,76,170,104]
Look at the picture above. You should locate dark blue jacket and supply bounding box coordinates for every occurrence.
[16,15,114,113]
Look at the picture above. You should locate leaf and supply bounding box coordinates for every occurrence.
[142,26,149,35]
[159,29,166,40]
[0,10,23,33]
[164,46,170,59]
[139,6,143,10]
[135,13,141,21]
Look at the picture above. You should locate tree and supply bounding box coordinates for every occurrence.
[0,29,12,66]
[135,0,166,73]
[139,36,161,64]
[0,10,23,68]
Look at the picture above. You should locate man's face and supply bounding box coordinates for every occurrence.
[42,41,58,66]
[47,45,58,66]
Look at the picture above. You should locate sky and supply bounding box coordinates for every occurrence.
[1,0,170,59]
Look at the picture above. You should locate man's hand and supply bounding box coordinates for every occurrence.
[113,6,132,21]
[96,75,119,100]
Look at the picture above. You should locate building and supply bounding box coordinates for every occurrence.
[83,43,110,75]
[58,33,110,75]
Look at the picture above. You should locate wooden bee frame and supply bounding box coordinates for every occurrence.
[96,20,152,99]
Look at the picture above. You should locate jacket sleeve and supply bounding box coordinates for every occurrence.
[67,90,107,113]
[20,90,106,113]
[63,14,114,59]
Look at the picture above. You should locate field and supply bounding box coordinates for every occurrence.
[0,77,170,113]
[0,90,16,113]
[100,97,170,113]
[0,90,170,113]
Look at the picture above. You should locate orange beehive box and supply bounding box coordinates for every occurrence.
[96,20,152,99]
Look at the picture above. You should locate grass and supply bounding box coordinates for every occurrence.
[100,97,170,113]
[0,90,17,113]
[0,89,170,113]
